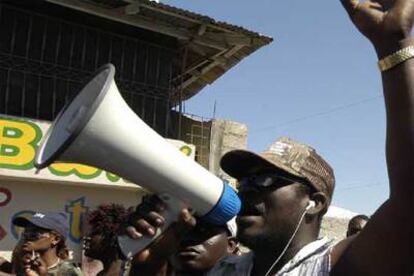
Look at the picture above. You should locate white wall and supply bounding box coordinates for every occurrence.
[0,179,143,262]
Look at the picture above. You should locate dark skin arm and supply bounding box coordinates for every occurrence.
[331,0,414,275]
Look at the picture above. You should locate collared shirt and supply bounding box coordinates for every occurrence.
[206,237,333,276]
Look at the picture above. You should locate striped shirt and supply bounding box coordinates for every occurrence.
[207,237,333,276]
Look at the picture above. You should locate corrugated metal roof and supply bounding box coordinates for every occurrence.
[142,0,272,43]
[87,0,272,42]
[46,0,273,101]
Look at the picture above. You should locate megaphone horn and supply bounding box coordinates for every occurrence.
[34,64,240,257]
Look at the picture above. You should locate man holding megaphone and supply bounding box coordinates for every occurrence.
[125,0,414,275]
[128,137,334,276]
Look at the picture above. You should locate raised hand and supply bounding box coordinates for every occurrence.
[340,0,414,56]
[126,194,196,263]
[22,252,47,276]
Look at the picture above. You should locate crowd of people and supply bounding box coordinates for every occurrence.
[2,0,414,274]
[0,202,241,276]
[0,202,369,276]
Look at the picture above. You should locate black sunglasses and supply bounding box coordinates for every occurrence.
[22,228,51,240]
[238,173,313,191]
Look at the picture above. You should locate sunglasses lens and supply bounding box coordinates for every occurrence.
[239,175,274,188]
[23,230,49,240]
[239,174,301,189]
[22,231,37,240]
[260,176,276,187]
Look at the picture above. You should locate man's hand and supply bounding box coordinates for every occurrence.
[341,0,414,56]
[126,195,168,240]
[126,195,196,263]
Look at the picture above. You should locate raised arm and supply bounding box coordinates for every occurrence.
[331,0,414,274]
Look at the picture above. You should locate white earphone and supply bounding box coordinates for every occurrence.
[306,200,316,211]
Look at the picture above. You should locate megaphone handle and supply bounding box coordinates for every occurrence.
[117,193,188,259]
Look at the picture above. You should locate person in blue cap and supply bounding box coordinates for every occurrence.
[12,212,83,276]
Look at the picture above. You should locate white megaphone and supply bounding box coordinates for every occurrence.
[34,64,240,258]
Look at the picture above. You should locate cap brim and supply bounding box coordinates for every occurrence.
[12,217,33,228]
[12,217,51,232]
[220,150,289,179]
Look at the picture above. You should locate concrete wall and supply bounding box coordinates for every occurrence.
[171,113,248,187]
[0,179,144,262]
[209,119,248,188]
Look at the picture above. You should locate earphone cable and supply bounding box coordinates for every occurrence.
[264,206,309,276]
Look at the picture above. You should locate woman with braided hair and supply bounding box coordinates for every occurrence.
[83,203,132,276]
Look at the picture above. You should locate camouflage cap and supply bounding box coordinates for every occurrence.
[220,137,335,199]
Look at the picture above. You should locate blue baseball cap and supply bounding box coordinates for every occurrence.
[12,212,68,238]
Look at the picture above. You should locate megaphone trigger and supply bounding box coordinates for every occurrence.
[118,194,187,258]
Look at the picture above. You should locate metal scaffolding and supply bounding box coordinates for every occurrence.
[182,113,212,169]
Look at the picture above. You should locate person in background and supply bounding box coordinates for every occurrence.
[346,215,369,237]
[0,256,12,275]
[129,195,239,276]
[12,212,82,276]
[83,204,132,276]
[168,218,239,275]
[0,241,25,275]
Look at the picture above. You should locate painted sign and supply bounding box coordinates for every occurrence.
[0,115,195,188]
[0,115,196,262]
[0,187,11,241]
[0,181,142,263]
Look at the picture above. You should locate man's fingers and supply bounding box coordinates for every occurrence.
[126,226,143,240]
[133,207,165,227]
[177,209,197,229]
[126,218,156,238]
[146,211,165,226]
[134,219,156,236]
[340,0,360,17]
[133,249,151,263]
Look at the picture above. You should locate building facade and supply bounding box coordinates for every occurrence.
[0,0,271,262]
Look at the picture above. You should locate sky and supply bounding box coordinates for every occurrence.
[162,0,389,216]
